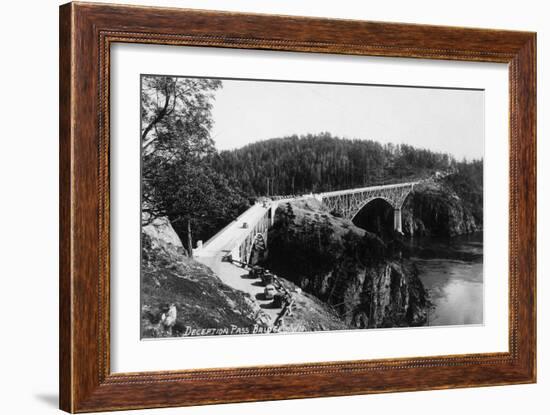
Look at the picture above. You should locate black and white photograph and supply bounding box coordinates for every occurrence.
[140,75,484,339]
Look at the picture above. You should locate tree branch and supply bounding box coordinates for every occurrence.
[141,80,173,145]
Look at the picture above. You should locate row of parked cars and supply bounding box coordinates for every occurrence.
[248,266,291,308]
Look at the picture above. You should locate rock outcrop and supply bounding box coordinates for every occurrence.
[298,256,428,329]
[275,278,350,332]
[265,200,429,329]
[338,261,428,328]
[402,179,481,238]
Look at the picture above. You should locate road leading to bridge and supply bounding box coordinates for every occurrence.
[195,203,269,257]
[194,203,282,322]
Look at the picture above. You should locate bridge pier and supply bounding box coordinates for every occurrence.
[269,204,277,226]
[393,208,403,233]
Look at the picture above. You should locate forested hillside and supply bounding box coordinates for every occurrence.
[212,133,458,197]
[444,160,483,226]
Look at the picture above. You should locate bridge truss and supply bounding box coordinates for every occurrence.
[319,182,417,232]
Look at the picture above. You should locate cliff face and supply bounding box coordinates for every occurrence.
[299,257,428,329]
[265,199,429,329]
[322,261,428,329]
[141,217,270,338]
[275,278,350,332]
[402,179,481,238]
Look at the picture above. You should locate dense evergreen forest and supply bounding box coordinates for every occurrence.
[212,133,458,197]
[444,159,484,225]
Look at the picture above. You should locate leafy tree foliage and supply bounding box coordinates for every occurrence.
[141,76,248,254]
[444,159,483,226]
[266,203,338,282]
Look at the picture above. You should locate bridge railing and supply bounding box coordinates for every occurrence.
[317,181,418,198]
[268,181,419,202]
[199,202,266,251]
[237,211,271,264]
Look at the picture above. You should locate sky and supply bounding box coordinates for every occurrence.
[208,78,484,160]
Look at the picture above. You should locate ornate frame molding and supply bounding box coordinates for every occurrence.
[60,2,536,412]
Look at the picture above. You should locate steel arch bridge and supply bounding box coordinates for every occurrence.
[316,182,418,233]
[196,181,419,267]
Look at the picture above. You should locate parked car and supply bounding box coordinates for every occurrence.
[264,284,278,300]
[242,222,248,229]
[261,272,275,286]
[248,266,264,279]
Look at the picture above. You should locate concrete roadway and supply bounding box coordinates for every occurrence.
[194,202,281,322]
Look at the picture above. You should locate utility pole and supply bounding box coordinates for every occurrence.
[186,219,193,258]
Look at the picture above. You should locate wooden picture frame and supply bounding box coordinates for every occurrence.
[59,2,536,412]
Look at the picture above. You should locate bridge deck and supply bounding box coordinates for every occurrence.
[317,181,418,198]
[196,203,269,256]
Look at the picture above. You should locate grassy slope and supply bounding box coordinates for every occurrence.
[141,220,269,338]
[289,198,366,239]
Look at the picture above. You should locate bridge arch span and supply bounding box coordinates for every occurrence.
[320,182,416,234]
[351,197,396,236]
[350,195,398,220]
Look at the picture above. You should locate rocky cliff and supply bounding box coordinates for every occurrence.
[401,177,482,238]
[275,277,350,332]
[141,217,270,338]
[264,199,429,329]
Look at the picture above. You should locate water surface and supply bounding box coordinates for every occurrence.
[406,232,483,326]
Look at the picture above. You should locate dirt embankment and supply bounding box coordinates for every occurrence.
[141,218,270,338]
